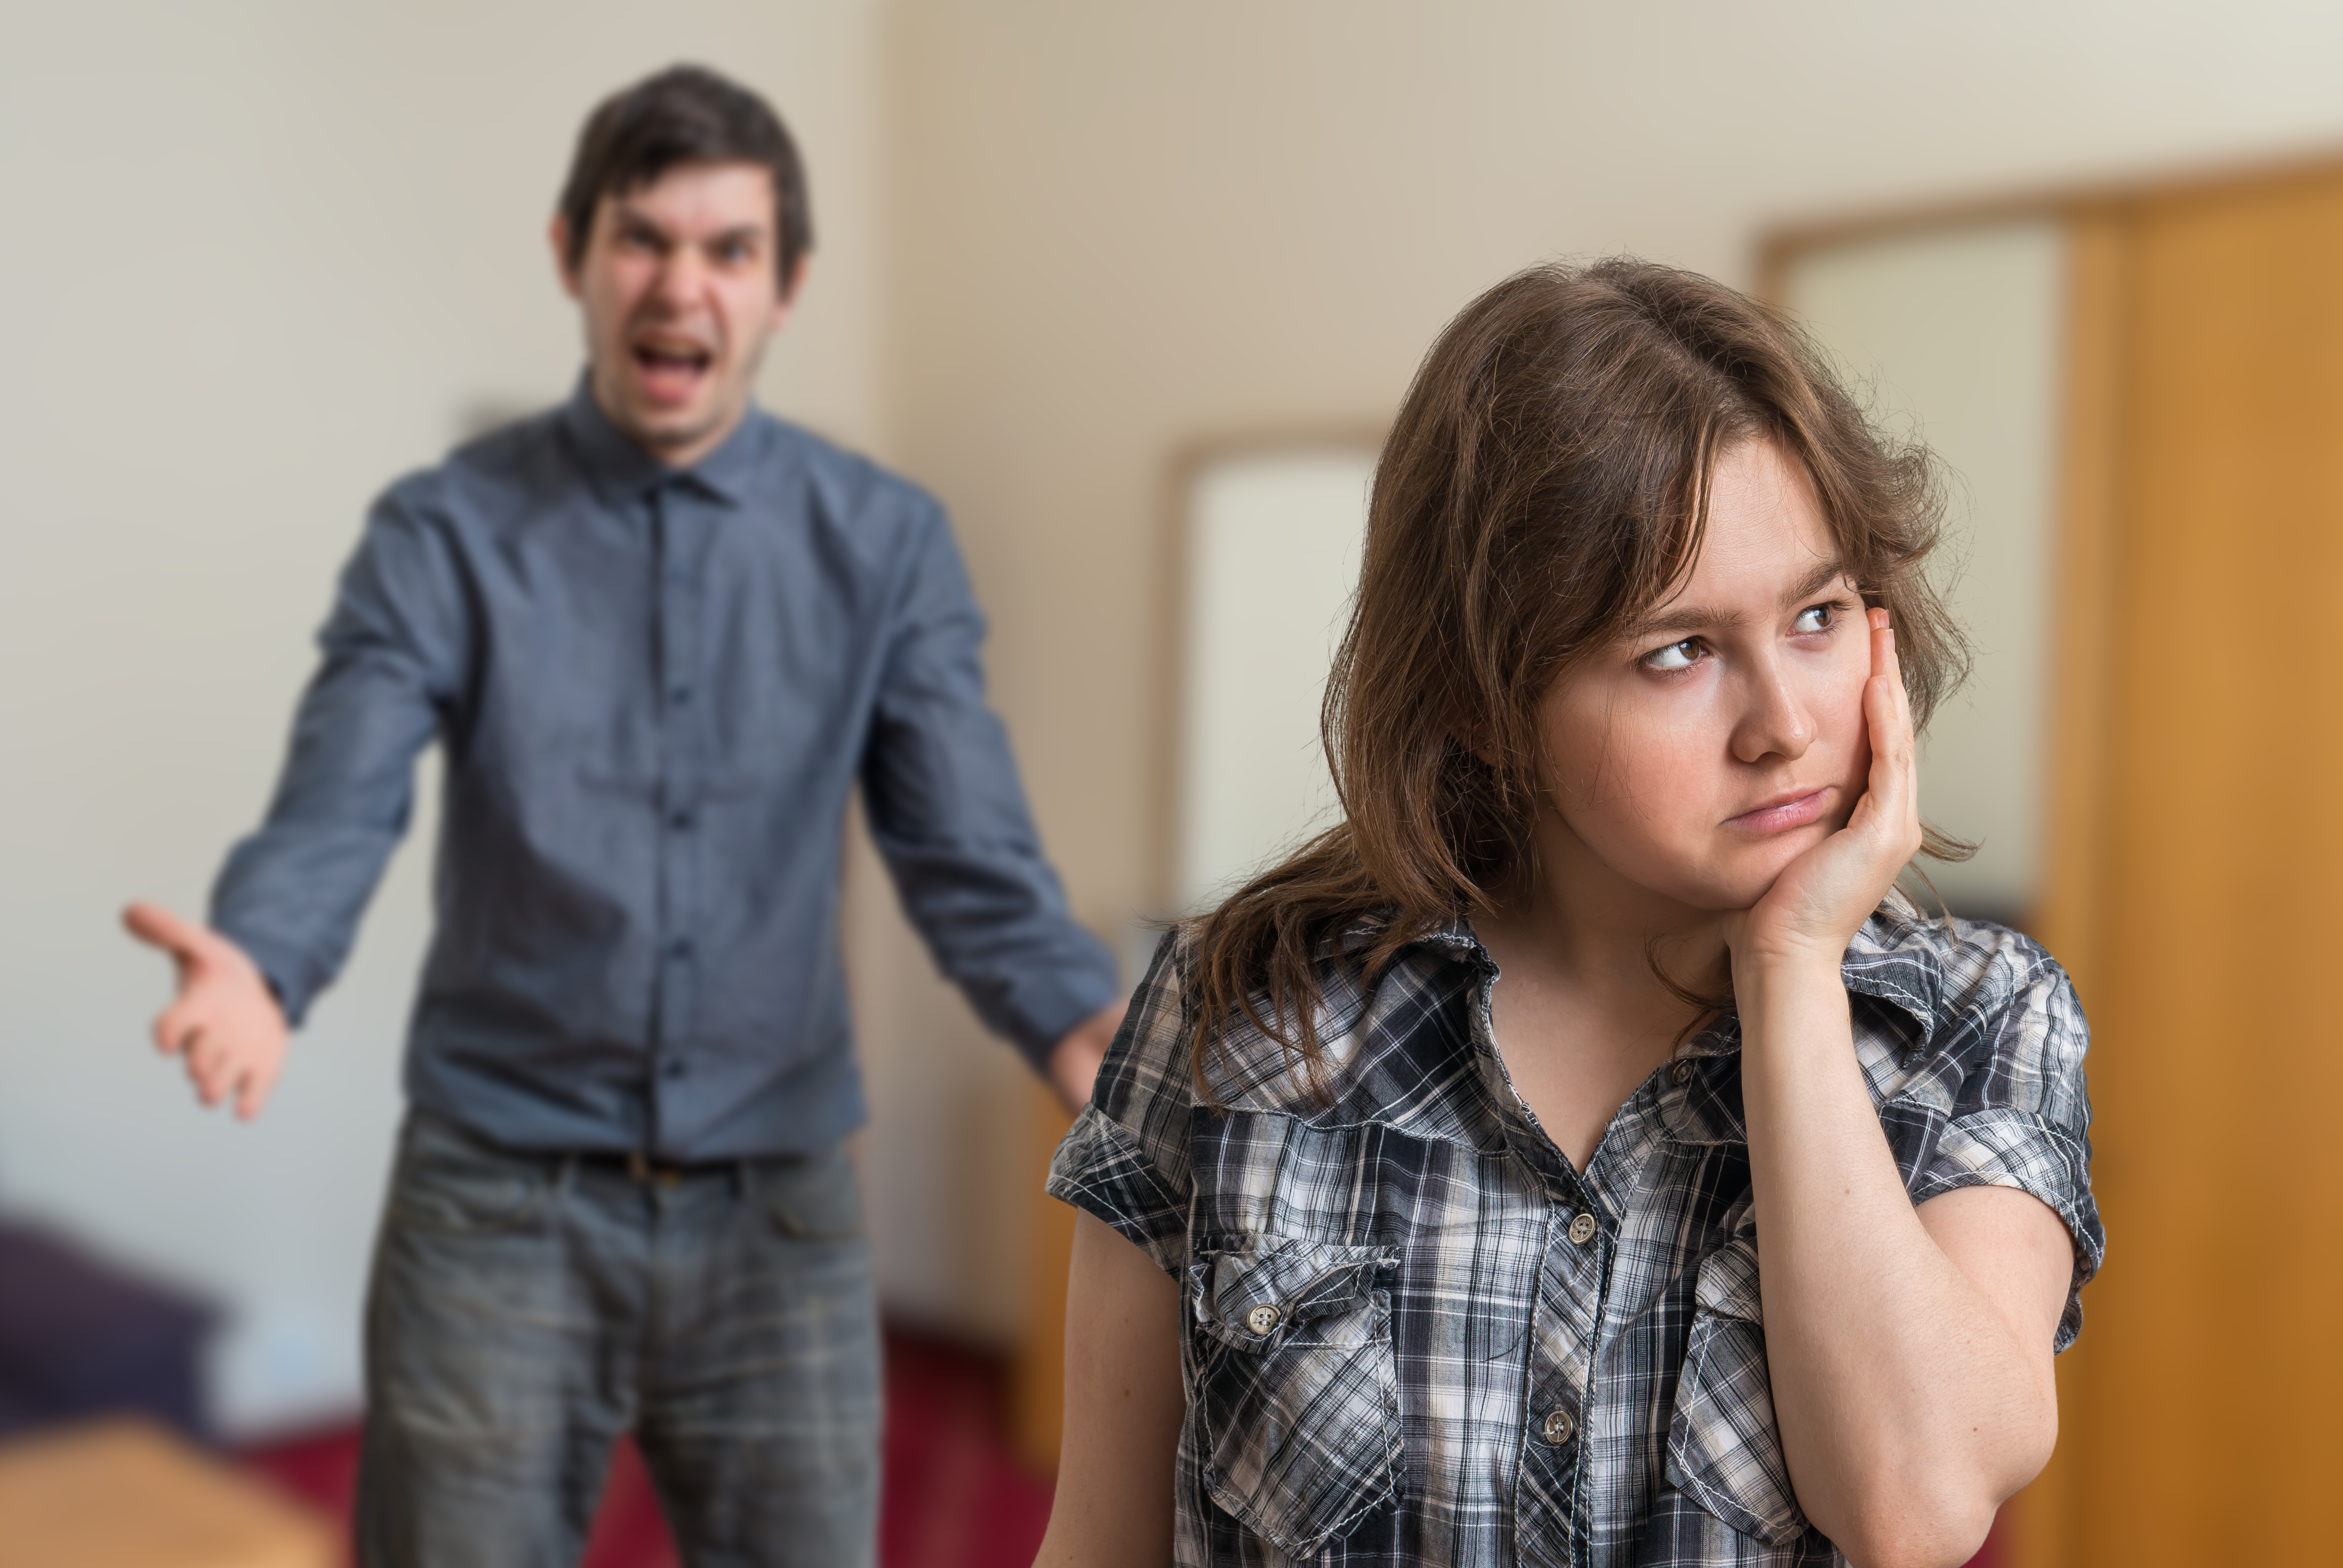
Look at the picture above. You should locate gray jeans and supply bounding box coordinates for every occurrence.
[355,1111,880,1568]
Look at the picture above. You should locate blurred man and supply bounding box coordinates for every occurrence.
[124,64,1120,1568]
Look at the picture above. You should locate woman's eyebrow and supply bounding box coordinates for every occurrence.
[1782,557,1856,606]
[1624,559,1854,642]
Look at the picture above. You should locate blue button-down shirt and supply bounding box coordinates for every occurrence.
[212,381,1117,1160]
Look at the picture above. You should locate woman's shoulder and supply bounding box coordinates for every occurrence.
[1104,910,1481,1123]
[1844,895,2089,1122]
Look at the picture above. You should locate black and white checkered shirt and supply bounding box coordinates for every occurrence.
[1047,902,2103,1566]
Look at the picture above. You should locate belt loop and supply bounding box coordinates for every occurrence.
[555,1150,579,1202]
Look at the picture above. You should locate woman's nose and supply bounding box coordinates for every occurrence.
[1731,660,1815,764]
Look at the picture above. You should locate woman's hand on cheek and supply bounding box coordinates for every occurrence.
[1723,608,1922,975]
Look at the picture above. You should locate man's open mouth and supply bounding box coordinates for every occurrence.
[630,337,715,403]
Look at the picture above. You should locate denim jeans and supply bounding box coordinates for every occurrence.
[355,1111,880,1568]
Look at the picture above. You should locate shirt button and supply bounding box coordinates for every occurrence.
[1567,1213,1598,1246]
[1244,1303,1282,1336]
[669,809,695,831]
[670,684,694,707]
[667,938,694,961]
[661,1058,688,1079]
[1540,1408,1576,1445]
[1672,1059,1696,1085]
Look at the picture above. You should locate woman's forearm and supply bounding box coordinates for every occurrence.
[1737,961,2054,1568]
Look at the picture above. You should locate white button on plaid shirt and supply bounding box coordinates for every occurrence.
[1047,902,2103,1566]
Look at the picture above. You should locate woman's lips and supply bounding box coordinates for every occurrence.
[1726,787,1831,834]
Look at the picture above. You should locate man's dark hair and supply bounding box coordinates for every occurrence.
[557,64,812,290]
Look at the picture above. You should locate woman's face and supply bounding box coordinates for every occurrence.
[1534,440,1875,915]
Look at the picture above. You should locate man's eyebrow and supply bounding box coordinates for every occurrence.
[1622,558,1856,642]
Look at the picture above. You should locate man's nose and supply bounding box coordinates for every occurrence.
[1731,657,1816,764]
[651,248,707,306]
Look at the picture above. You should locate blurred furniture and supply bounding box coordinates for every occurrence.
[0,1419,335,1568]
[1766,152,2343,1567]
[0,1223,211,1441]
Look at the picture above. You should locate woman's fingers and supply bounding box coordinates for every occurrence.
[1865,610,1922,857]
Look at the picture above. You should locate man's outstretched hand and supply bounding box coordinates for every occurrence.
[1045,1000,1125,1114]
[121,902,289,1120]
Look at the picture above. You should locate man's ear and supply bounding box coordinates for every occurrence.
[550,213,583,300]
[771,254,811,332]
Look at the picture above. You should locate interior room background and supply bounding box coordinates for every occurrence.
[5,2,2341,1561]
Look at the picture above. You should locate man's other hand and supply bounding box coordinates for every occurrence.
[1045,1000,1125,1114]
[121,902,290,1120]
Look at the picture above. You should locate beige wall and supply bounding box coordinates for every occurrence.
[13,0,2343,1427]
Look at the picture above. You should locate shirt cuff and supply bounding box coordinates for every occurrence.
[1045,1103,1188,1279]
[1910,1106,2104,1352]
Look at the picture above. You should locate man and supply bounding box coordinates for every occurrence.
[124,64,1121,1567]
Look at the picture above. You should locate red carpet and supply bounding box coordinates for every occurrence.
[240,1324,1054,1568]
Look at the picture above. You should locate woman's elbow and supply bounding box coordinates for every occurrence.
[1830,1491,1998,1568]
[1830,1419,2054,1568]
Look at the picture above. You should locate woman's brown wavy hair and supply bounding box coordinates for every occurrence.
[1185,258,1968,1099]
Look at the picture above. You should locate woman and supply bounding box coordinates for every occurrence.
[1037,260,2100,1567]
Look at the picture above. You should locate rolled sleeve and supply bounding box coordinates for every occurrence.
[1044,929,1195,1276]
[1913,954,2105,1352]
[1912,1106,2102,1351]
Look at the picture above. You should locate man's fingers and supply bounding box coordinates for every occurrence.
[153,997,199,1056]
[124,901,214,969]
[184,1031,225,1105]
[234,1057,281,1121]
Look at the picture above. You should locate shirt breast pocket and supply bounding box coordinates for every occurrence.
[1187,1236,1403,1557]
[1663,1235,1812,1548]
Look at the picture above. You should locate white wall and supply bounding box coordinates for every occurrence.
[0,0,885,1435]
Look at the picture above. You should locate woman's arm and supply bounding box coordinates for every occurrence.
[1730,611,2076,1568]
[1740,974,2072,1567]
[1033,1211,1186,1568]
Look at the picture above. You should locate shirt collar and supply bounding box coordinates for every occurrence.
[1370,902,1942,1059]
[559,370,767,509]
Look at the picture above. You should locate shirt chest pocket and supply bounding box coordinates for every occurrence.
[1187,1237,1404,1558]
[1663,1235,1812,1548]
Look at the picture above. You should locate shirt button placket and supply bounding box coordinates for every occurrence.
[650,483,703,1131]
[1517,1191,1601,1561]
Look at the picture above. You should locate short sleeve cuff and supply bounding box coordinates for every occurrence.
[1911,1106,2106,1352]
[1046,1103,1187,1279]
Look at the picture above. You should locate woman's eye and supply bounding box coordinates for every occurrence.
[1642,638,1702,671]
[1793,604,1836,634]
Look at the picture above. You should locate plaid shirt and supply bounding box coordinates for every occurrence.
[1047,901,2103,1567]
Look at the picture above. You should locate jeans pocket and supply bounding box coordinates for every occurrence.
[386,1114,553,1236]
[1663,1238,1809,1547]
[758,1147,863,1240]
[1187,1236,1403,1557]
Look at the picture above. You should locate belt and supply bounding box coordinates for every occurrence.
[576,1148,734,1188]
